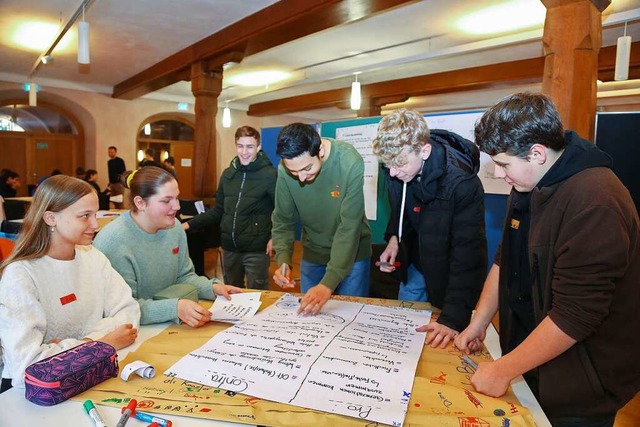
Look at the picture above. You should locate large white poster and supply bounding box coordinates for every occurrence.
[425,111,512,195]
[336,124,380,220]
[166,294,431,426]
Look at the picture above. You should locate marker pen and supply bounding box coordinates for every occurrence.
[461,355,478,370]
[132,410,172,427]
[83,400,107,427]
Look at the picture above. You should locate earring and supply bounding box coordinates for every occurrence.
[50,226,55,232]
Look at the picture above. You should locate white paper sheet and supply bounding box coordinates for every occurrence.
[209,292,262,324]
[167,294,431,426]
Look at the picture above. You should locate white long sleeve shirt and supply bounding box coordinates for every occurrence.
[0,245,140,387]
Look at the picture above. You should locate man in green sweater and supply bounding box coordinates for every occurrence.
[272,123,372,315]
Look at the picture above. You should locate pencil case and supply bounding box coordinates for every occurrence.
[24,341,118,406]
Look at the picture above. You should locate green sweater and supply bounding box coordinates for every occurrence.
[93,212,219,325]
[272,138,371,291]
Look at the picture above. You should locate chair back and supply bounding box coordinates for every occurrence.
[0,237,15,262]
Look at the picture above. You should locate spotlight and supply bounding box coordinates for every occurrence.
[41,55,54,65]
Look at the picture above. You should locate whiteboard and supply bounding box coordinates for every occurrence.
[424,111,512,195]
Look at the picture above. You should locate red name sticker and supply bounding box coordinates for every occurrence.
[413,206,421,213]
[172,247,179,254]
[59,293,77,306]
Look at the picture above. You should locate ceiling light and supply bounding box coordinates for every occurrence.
[457,1,546,35]
[144,123,151,136]
[615,22,632,81]
[29,81,37,107]
[77,6,90,64]
[350,74,361,110]
[41,55,54,64]
[222,103,231,128]
[12,22,68,52]
[226,70,290,87]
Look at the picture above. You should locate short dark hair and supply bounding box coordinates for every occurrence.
[474,92,566,159]
[108,146,117,151]
[276,123,321,159]
[164,156,175,166]
[235,126,260,144]
[1,169,19,182]
[145,148,155,157]
[84,169,97,180]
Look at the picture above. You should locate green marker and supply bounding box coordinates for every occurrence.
[83,400,107,427]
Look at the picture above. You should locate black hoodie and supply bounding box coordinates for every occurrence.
[384,129,487,331]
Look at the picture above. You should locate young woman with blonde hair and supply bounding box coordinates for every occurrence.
[0,175,140,392]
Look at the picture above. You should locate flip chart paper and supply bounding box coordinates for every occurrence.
[167,294,431,426]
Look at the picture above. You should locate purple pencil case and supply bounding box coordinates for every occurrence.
[24,341,118,406]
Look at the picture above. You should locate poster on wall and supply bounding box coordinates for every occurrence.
[425,111,512,195]
[336,123,379,220]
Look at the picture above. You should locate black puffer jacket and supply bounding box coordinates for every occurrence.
[384,129,487,331]
[187,151,276,253]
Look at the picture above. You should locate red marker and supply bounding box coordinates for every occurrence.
[116,399,137,427]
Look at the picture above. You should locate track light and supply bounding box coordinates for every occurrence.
[615,22,631,81]
[78,5,90,64]
[222,103,232,128]
[350,74,361,110]
[41,55,54,65]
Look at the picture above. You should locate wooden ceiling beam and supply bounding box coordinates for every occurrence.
[112,0,419,100]
[247,41,640,117]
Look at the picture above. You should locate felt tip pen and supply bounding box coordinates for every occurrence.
[116,399,138,427]
[132,410,172,427]
[281,263,286,277]
[461,355,478,370]
[83,400,107,427]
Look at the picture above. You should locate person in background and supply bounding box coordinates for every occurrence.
[163,156,178,178]
[0,175,140,393]
[139,149,162,169]
[455,92,640,427]
[37,169,62,186]
[372,108,487,348]
[271,123,372,315]
[184,126,276,290]
[0,170,21,198]
[94,166,244,327]
[84,169,110,210]
[75,167,86,180]
[107,146,126,209]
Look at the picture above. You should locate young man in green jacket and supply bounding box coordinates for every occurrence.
[184,126,276,289]
[272,123,372,315]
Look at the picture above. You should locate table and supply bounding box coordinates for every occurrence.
[0,323,249,427]
[0,292,551,427]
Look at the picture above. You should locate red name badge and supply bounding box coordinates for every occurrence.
[60,293,77,306]
[172,247,179,254]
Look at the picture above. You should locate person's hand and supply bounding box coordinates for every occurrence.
[379,236,399,273]
[471,360,511,397]
[273,263,296,289]
[265,239,274,256]
[213,283,244,300]
[417,322,459,348]
[297,284,332,316]
[98,323,138,350]
[453,322,487,354]
[177,300,212,327]
[182,222,190,231]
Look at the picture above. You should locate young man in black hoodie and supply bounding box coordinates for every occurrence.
[455,93,640,427]
[372,108,487,348]
[184,126,276,290]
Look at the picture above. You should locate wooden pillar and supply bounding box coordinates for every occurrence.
[541,0,610,140]
[191,61,222,198]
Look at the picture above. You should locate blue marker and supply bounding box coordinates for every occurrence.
[461,355,478,370]
[131,409,172,427]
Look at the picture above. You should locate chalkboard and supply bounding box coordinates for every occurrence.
[595,112,640,214]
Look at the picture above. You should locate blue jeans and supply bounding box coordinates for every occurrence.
[398,263,428,302]
[300,258,370,296]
